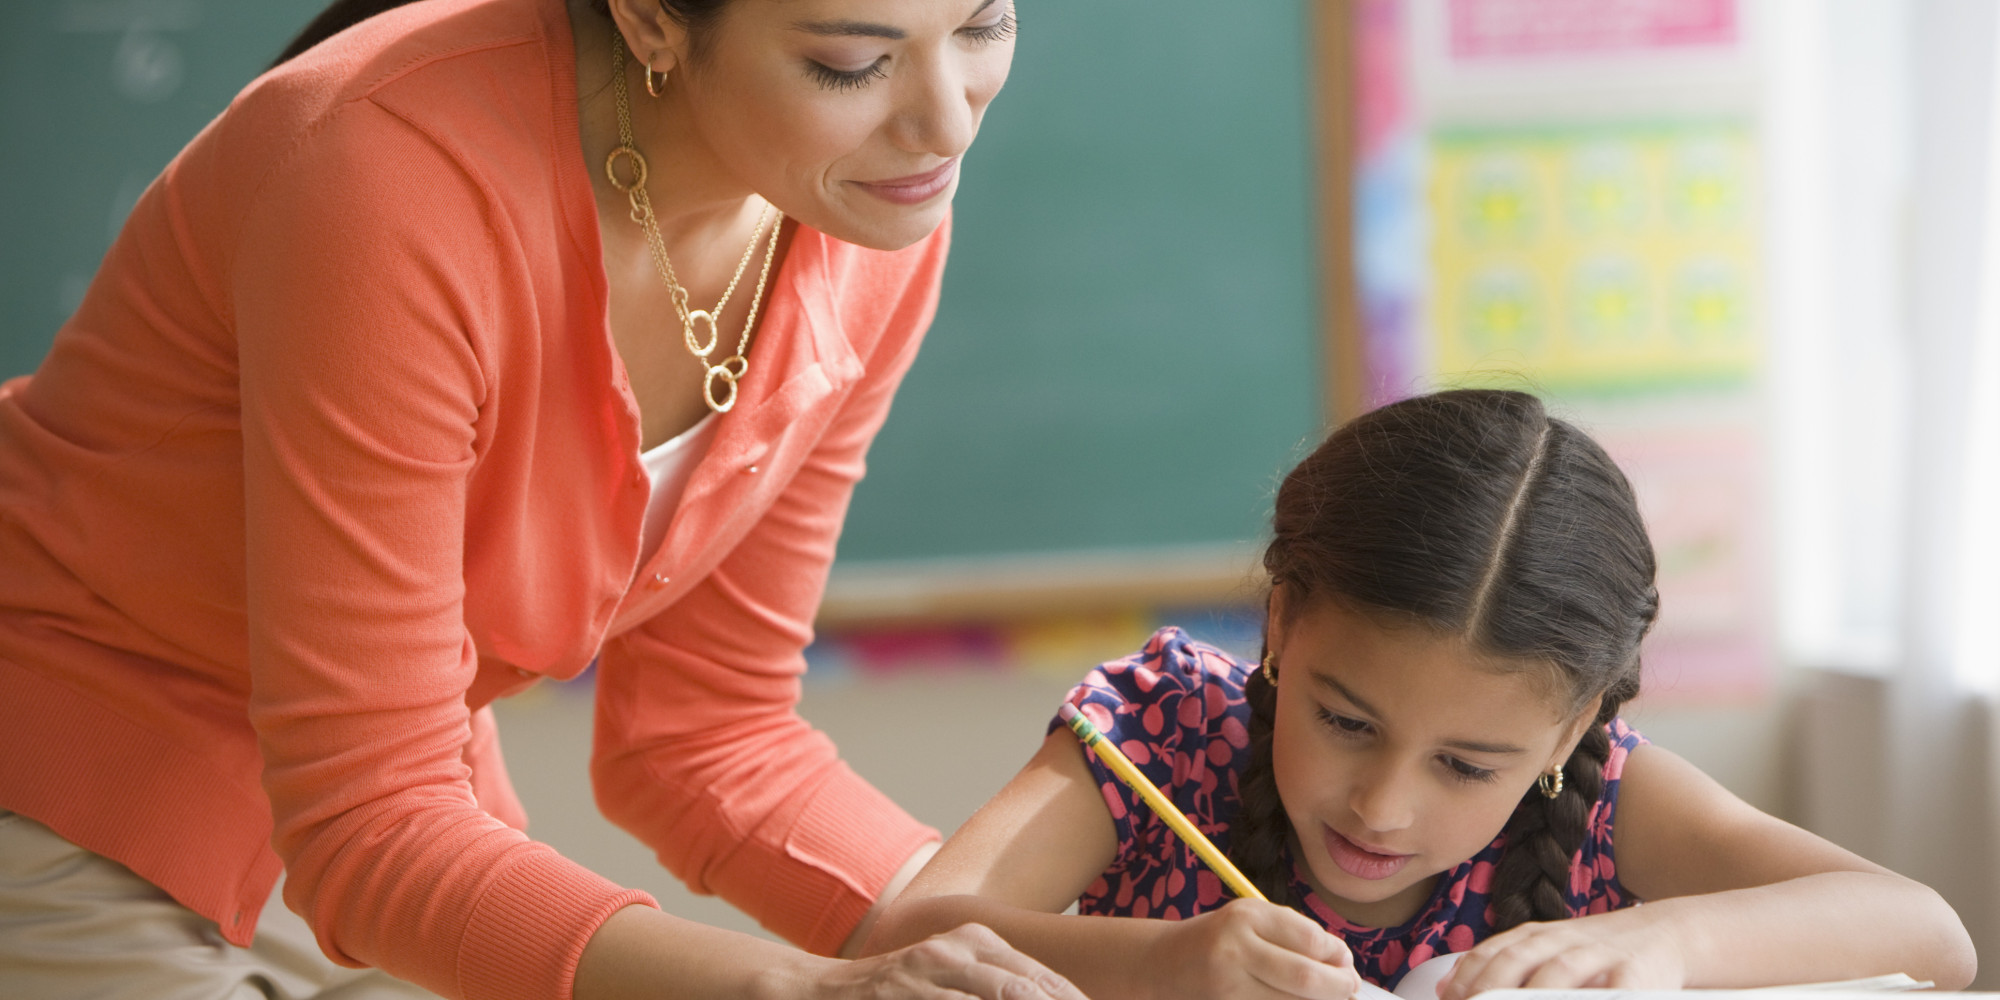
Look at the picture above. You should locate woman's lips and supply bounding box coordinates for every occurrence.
[852,158,959,205]
[1322,825,1413,881]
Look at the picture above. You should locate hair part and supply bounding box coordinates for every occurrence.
[1225,389,1658,931]
[272,0,734,69]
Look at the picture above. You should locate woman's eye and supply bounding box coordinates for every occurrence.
[960,8,1018,44]
[1441,756,1498,784]
[1315,708,1372,737]
[805,57,889,91]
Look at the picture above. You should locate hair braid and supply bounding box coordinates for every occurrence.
[1486,674,1634,932]
[1226,650,1297,907]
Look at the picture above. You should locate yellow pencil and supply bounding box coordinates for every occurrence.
[1058,701,1268,903]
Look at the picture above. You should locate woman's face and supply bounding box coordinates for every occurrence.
[621,0,1015,250]
[1266,596,1592,927]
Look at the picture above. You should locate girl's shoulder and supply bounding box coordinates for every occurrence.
[1602,715,1649,784]
[1057,627,1255,745]
[1060,628,1258,918]
[1079,626,1249,699]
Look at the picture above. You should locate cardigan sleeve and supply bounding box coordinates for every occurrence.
[234,101,651,1000]
[590,221,952,957]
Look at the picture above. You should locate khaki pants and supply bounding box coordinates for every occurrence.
[0,810,442,999]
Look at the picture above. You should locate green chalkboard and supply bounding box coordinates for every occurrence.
[1,0,1323,566]
[1,0,326,376]
[839,2,1323,562]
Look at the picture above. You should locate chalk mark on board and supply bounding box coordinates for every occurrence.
[57,0,203,104]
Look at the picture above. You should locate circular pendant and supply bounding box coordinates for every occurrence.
[684,310,719,357]
[604,146,646,192]
[703,364,740,413]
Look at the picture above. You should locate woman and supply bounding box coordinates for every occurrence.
[0,0,1080,998]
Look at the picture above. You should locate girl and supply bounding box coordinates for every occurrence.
[0,0,1079,998]
[865,389,1975,1000]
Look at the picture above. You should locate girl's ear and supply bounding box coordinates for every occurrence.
[1264,582,1290,660]
[1552,693,1606,767]
[603,0,695,77]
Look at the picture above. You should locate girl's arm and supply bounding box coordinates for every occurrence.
[866,730,1360,1000]
[1441,744,1976,999]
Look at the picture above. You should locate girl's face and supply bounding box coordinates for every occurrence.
[1267,595,1594,928]
[621,0,1015,250]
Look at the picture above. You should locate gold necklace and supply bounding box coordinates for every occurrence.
[604,37,782,414]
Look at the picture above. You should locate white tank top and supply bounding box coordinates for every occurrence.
[636,412,720,565]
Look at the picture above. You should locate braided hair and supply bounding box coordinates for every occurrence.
[1224,389,1658,932]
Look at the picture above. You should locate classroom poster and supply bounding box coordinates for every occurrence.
[1597,422,1771,700]
[1427,121,1762,396]
[1354,0,1428,408]
[1447,0,1738,59]
[1420,119,1773,701]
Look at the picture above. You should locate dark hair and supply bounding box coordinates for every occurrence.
[1226,389,1658,932]
[272,0,733,69]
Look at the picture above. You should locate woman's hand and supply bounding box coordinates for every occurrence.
[1438,908,1687,1000]
[1143,898,1361,1000]
[790,923,1091,1000]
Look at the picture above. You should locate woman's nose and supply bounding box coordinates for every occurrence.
[892,56,983,160]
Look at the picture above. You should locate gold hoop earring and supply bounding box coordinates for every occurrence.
[1260,652,1277,685]
[1537,765,1565,800]
[645,58,668,98]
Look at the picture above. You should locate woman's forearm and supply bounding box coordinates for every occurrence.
[868,895,1167,1000]
[575,905,829,1000]
[1665,871,1975,990]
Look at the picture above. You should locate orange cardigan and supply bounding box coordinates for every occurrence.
[0,1,942,997]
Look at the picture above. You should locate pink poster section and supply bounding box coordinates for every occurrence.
[1449,0,1736,59]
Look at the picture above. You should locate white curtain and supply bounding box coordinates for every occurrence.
[1783,0,2000,985]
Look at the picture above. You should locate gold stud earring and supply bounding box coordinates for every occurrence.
[1260,652,1277,685]
[1537,765,1565,800]
[644,57,668,98]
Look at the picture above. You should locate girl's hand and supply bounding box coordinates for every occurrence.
[1145,898,1362,1000]
[798,923,1091,1000]
[1438,909,1688,1000]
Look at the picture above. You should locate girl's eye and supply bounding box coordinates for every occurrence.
[1315,708,1373,738]
[960,7,1018,44]
[1440,756,1498,785]
[805,57,889,91]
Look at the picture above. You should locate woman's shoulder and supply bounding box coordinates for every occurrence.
[806,214,955,355]
[208,0,562,207]
[256,0,553,110]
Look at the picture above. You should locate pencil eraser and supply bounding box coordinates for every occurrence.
[1058,702,1079,722]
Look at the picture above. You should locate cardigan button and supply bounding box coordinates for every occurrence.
[648,573,669,590]
[745,465,759,474]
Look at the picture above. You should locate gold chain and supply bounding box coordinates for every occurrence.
[604,37,782,414]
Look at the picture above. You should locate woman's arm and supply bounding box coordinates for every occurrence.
[237,99,662,1000]
[589,224,952,957]
[1440,744,1976,999]
[574,904,1083,1000]
[867,731,1359,1000]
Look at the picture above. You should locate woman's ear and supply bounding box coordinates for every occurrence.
[603,0,693,77]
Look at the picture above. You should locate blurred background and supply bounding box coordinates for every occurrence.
[5,0,1999,986]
